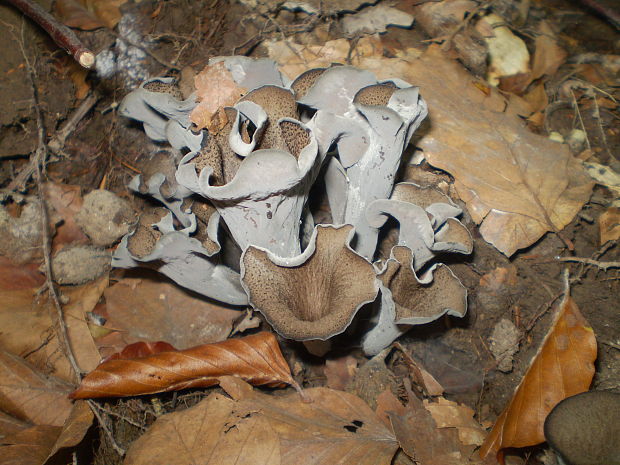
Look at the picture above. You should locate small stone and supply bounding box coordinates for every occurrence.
[76,190,136,247]
[49,245,111,285]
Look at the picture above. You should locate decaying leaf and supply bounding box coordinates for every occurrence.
[424,398,486,447]
[267,39,593,256]
[386,386,471,465]
[100,276,241,352]
[190,61,247,132]
[0,277,105,382]
[0,351,74,427]
[599,207,620,244]
[324,355,358,391]
[0,425,61,465]
[124,377,399,465]
[70,332,297,398]
[55,0,127,30]
[479,295,597,460]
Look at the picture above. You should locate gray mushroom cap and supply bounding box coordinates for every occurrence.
[544,390,620,465]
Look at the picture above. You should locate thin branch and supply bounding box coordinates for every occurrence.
[6,0,95,68]
[88,401,127,457]
[14,20,82,384]
[48,92,100,156]
[555,256,620,270]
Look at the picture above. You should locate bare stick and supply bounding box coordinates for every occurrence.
[577,0,620,30]
[14,21,83,383]
[88,401,126,456]
[48,92,100,155]
[6,0,95,68]
[555,256,620,271]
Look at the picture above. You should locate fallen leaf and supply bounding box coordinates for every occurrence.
[0,351,74,426]
[395,344,444,397]
[45,401,94,461]
[530,21,567,81]
[105,341,176,361]
[100,276,241,351]
[599,207,620,244]
[0,257,45,290]
[479,295,597,460]
[55,0,127,30]
[323,355,358,390]
[0,425,61,465]
[124,376,399,465]
[70,332,296,398]
[190,61,247,132]
[42,182,89,250]
[0,277,106,382]
[0,410,29,437]
[479,266,518,292]
[386,385,469,465]
[424,397,486,446]
[268,40,593,256]
[583,161,620,198]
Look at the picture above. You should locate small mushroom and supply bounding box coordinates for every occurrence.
[362,246,467,355]
[119,77,197,146]
[240,224,379,340]
[544,390,620,465]
[366,182,472,269]
[114,211,247,306]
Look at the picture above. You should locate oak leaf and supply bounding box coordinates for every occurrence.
[190,61,247,132]
[124,377,398,465]
[70,332,296,398]
[479,295,597,460]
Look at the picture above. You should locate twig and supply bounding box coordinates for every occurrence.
[88,401,127,456]
[5,0,95,68]
[95,405,147,430]
[48,92,100,156]
[555,256,620,270]
[576,0,620,30]
[13,20,83,384]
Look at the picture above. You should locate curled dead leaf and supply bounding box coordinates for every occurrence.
[70,332,296,398]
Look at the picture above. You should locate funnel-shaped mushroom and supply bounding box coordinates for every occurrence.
[362,246,467,355]
[240,225,379,340]
[119,77,199,150]
[367,183,473,269]
[177,116,320,258]
[298,67,428,259]
[544,391,620,465]
[114,210,247,306]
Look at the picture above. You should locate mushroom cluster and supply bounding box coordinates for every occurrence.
[114,57,473,354]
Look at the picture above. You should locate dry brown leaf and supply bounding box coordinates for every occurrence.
[0,257,45,291]
[0,277,106,382]
[479,295,597,460]
[386,386,469,465]
[42,182,89,250]
[45,401,93,461]
[395,344,444,397]
[0,425,61,465]
[268,40,593,256]
[599,207,620,245]
[479,266,518,292]
[190,61,247,132]
[531,21,567,82]
[100,276,241,351]
[424,398,486,447]
[125,376,398,465]
[55,0,127,30]
[324,355,358,390]
[70,332,296,398]
[0,351,74,427]
[0,410,29,437]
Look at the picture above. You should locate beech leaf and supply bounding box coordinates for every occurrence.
[70,332,296,398]
[124,377,398,465]
[479,295,597,460]
[267,39,593,256]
